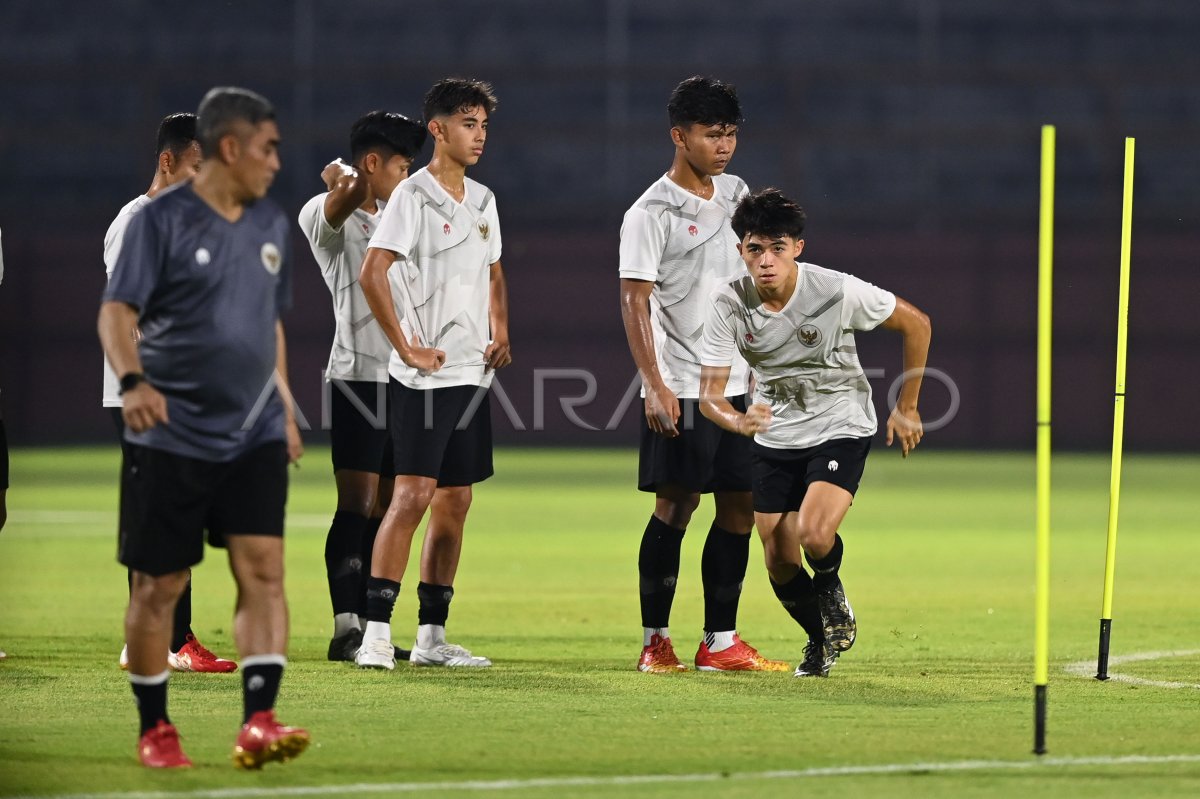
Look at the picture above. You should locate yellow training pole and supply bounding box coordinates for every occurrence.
[1034,124,1055,755]
[1097,137,1135,680]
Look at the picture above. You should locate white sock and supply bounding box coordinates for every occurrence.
[706,630,737,652]
[416,624,445,649]
[643,627,669,647]
[363,620,391,645]
[333,612,361,637]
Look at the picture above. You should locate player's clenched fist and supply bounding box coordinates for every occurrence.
[737,403,772,437]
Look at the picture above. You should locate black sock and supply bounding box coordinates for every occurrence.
[806,534,845,591]
[358,518,382,618]
[638,516,686,629]
[170,577,193,653]
[364,577,401,624]
[417,582,454,627]
[701,524,750,632]
[241,658,284,723]
[130,673,170,735]
[326,511,368,616]
[770,569,825,641]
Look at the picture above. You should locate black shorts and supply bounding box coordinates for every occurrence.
[118,441,288,576]
[751,436,872,514]
[638,395,753,494]
[328,379,394,476]
[389,380,493,487]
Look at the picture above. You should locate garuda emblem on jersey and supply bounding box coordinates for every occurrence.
[478,220,490,241]
[797,325,822,347]
[260,242,282,275]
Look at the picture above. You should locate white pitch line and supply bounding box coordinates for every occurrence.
[1063,649,1200,689]
[7,753,1200,799]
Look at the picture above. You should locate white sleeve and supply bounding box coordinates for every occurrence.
[842,274,897,331]
[369,188,421,259]
[618,206,665,282]
[488,197,502,265]
[700,290,739,368]
[103,211,135,277]
[297,193,344,253]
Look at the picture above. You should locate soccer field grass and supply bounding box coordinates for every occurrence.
[1,447,1198,798]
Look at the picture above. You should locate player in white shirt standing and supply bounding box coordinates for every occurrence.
[620,76,789,673]
[353,77,510,670]
[103,113,236,674]
[700,188,931,677]
[298,111,427,662]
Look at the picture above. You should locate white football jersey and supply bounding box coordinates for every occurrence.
[101,195,151,407]
[368,168,502,390]
[298,193,399,383]
[619,173,750,398]
[701,263,896,449]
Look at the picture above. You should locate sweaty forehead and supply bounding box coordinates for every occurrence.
[743,233,793,247]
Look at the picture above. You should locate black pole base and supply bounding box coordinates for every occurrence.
[1034,684,1047,755]
[1096,618,1113,680]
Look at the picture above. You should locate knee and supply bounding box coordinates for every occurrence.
[130,570,189,609]
[655,494,700,529]
[796,520,835,554]
[393,481,437,515]
[760,539,799,580]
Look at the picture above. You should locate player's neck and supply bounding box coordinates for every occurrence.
[427,155,467,202]
[757,274,798,312]
[666,158,715,200]
[192,167,247,222]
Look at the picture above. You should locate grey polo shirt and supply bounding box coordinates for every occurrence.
[102,182,292,462]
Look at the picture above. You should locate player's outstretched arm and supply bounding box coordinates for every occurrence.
[359,247,444,374]
[320,159,368,231]
[700,365,771,437]
[880,296,932,457]
[98,300,168,433]
[620,278,679,437]
[483,260,511,372]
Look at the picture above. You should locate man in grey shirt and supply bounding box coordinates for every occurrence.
[98,86,307,770]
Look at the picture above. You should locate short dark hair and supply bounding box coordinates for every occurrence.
[349,111,427,162]
[155,112,197,158]
[668,76,743,128]
[196,86,276,158]
[422,77,497,122]
[731,188,807,241]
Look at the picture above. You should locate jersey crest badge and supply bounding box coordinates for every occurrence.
[478,220,490,241]
[260,242,282,275]
[797,325,822,347]
[443,223,451,235]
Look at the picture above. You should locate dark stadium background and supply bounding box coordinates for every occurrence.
[1,0,1196,449]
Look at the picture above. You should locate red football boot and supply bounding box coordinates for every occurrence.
[232,710,310,770]
[138,721,193,768]
[638,633,688,673]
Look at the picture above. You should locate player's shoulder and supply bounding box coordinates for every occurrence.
[714,172,749,198]
[396,168,440,205]
[717,273,757,307]
[625,175,679,218]
[299,191,329,218]
[465,175,496,212]
[799,262,852,287]
[105,194,150,238]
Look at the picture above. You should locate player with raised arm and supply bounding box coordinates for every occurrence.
[620,76,788,673]
[353,77,510,671]
[98,87,309,767]
[699,188,931,677]
[104,112,236,674]
[298,111,427,662]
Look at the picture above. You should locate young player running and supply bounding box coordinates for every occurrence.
[620,76,788,673]
[700,188,931,677]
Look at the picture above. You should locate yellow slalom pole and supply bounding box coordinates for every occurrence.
[1034,124,1055,756]
[1097,137,1135,680]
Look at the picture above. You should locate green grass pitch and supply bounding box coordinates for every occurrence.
[1,446,1198,798]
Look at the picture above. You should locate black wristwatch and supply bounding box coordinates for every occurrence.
[119,372,147,395]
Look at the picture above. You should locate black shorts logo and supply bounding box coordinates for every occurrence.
[798,325,822,347]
